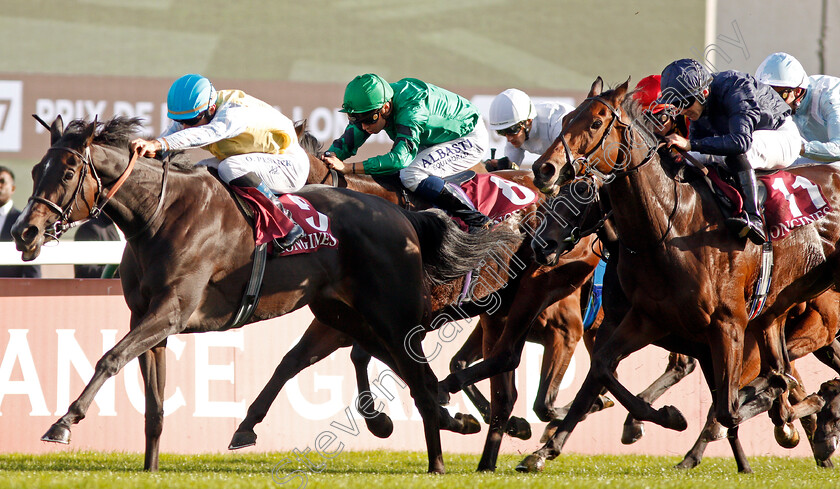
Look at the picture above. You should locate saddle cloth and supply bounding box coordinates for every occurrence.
[232,187,339,256]
[458,173,539,221]
[706,168,832,241]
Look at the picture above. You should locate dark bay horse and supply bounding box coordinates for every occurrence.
[234,150,605,471]
[517,77,840,472]
[11,116,519,474]
[535,176,840,471]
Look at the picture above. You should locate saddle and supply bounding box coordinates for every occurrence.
[678,155,831,241]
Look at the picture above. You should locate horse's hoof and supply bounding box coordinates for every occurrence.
[228,431,257,450]
[675,456,700,470]
[621,421,644,445]
[774,422,800,449]
[598,395,615,410]
[366,413,394,439]
[505,416,532,440]
[515,454,545,473]
[41,424,71,444]
[658,405,688,431]
[540,419,562,444]
[454,413,481,435]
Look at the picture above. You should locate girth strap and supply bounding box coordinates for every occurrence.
[226,243,268,328]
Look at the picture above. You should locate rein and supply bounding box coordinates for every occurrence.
[559,95,677,253]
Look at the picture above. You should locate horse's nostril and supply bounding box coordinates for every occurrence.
[20,225,39,244]
[540,164,555,177]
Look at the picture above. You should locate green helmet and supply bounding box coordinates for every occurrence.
[340,74,394,113]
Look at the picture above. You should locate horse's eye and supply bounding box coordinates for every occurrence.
[591,119,603,130]
[62,170,74,182]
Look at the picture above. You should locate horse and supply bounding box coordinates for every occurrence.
[232,147,607,471]
[516,76,840,472]
[10,116,520,474]
[534,175,840,471]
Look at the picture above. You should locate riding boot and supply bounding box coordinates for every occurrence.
[229,174,305,253]
[415,176,493,233]
[724,154,767,245]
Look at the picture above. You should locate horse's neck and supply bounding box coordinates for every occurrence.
[93,145,173,239]
[606,152,687,251]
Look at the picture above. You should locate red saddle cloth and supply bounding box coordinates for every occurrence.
[459,173,539,221]
[760,171,833,240]
[232,187,339,256]
[707,169,832,241]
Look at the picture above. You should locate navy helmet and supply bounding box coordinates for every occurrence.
[656,59,713,108]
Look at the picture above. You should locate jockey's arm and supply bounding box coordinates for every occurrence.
[802,91,840,162]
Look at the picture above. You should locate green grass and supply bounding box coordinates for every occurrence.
[0,451,836,489]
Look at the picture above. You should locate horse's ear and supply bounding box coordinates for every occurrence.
[588,77,604,98]
[295,119,307,139]
[614,77,632,101]
[82,116,98,147]
[50,115,64,145]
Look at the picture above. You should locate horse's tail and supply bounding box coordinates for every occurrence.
[400,208,523,285]
[294,119,323,156]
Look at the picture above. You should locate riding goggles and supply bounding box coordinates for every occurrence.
[496,122,524,137]
[348,109,381,126]
[179,110,208,127]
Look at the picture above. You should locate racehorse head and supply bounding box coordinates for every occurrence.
[532,77,636,196]
[12,116,102,260]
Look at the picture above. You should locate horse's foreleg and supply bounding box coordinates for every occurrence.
[231,320,352,449]
[393,334,444,474]
[584,311,685,431]
[532,299,584,423]
[477,370,518,472]
[516,368,607,472]
[707,321,749,429]
[449,325,489,422]
[622,353,697,444]
[42,296,189,448]
[138,342,167,471]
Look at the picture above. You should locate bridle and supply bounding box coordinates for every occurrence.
[556,95,662,183]
[30,144,168,241]
[554,94,675,253]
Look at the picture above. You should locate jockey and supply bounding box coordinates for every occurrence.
[129,74,307,252]
[322,74,492,232]
[486,88,575,170]
[632,74,689,138]
[755,52,840,163]
[657,59,800,245]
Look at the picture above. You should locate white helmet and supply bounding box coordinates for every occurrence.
[755,52,809,89]
[488,89,536,130]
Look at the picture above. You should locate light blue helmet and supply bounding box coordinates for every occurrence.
[755,52,809,89]
[166,74,217,121]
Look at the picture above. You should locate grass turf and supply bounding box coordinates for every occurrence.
[0,451,835,489]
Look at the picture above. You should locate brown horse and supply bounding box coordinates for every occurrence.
[517,77,840,472]
[535,178,840,471]
[233,149,604,471]
[11,116,520,474]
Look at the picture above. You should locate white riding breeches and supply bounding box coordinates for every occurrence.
[399,121,489,191]
[746,117,802,170]
[198,144,310,193]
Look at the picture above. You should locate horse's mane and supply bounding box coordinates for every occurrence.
[63,116,196,171]
[620,92,660,149]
